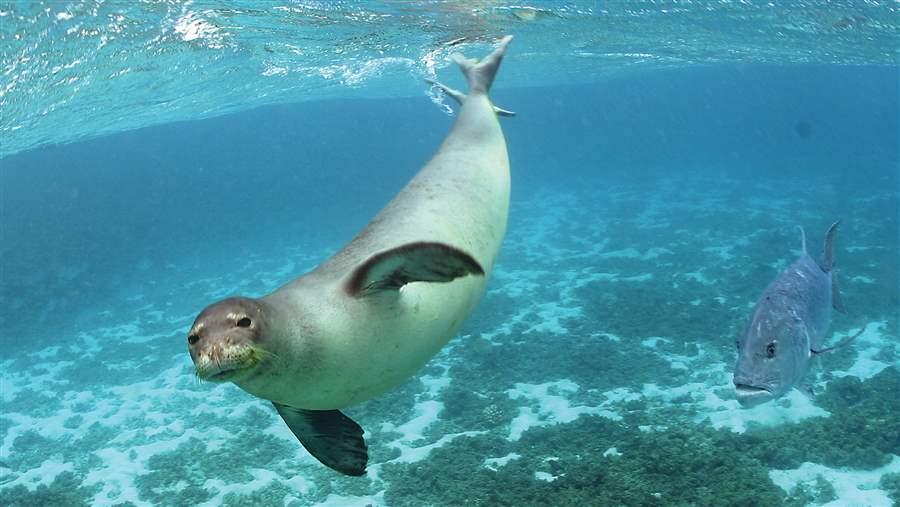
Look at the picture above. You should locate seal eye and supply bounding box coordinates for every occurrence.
[766,342,776,358]
[237,317,252,328]
[188,334,199,345]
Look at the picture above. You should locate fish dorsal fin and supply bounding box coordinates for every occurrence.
[273,403,368,476]
[821,220,840,272]
[798,226,807,255]
[832,274,846,313]
[346,242,485,297]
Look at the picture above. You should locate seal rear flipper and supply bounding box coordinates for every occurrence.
[452,35,512,95]
[346,241,485,297]
[429,36,515,116]
[273,403,368,476]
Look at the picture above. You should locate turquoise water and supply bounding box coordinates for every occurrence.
[1,2,899,506]
[2,1,897,157]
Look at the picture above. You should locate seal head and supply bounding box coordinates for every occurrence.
[188,297,270,383]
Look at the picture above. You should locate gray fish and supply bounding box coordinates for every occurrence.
[733,221,862,408]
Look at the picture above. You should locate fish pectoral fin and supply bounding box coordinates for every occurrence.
[273,403,368,476]
[812,321,868,355]
[346,241,485,297]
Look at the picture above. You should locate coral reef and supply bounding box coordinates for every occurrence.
[2,170,897,506]
[880,472,900,504]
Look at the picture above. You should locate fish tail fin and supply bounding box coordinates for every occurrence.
[429,36,515,117]
[821,220,840,272]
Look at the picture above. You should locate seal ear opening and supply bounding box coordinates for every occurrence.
[345,241,485,297]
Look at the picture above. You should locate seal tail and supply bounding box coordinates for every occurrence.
[453,35,512,95]
[428,35,515,117]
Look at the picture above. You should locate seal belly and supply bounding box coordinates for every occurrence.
[278,95,509,410]
[279,274,486,410]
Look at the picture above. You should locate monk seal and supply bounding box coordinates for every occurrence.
[187,36,514,476]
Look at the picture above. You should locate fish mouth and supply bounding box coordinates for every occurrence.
[734,384,773,408]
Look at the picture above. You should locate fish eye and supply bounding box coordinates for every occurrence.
[188,334,199,345]
[237,317,252,328]
[766,342,776,358]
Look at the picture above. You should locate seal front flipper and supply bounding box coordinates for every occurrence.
[427,79,516,117]
[273,403,368,476]
[346,241,484,296]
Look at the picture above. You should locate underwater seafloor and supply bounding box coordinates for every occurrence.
[1,66,899,506]
[2,171,898,506]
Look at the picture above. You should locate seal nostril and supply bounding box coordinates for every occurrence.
[188,334,199,345]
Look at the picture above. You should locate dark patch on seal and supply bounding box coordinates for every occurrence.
[345,241,485,297]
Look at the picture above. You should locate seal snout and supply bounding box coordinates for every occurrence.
[193,343,258,382]
[187,297,267,382]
